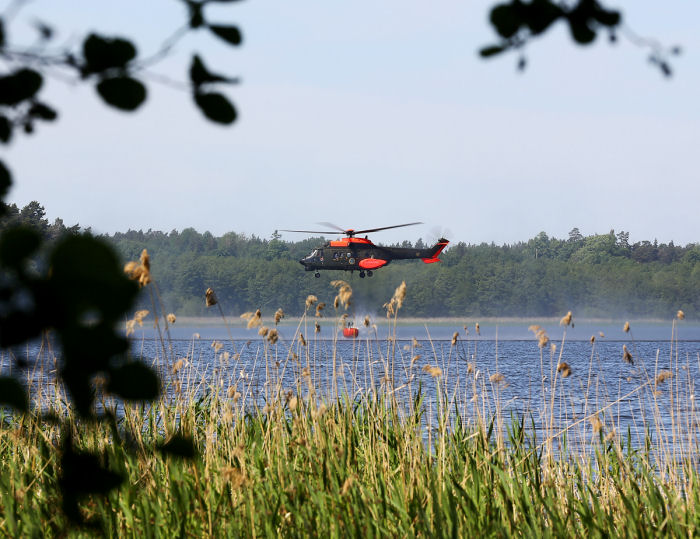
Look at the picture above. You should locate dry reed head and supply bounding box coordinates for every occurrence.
[173,358,186,373]
[623,321,630,333]
[655,370,673,385]
[330,280,352,309]
[205,287,218,307]
[559,311,573,327]
[622,344,633,364]
[599,331,605,338]
[677,310,685,320]
[274,308,284,325]
[451,332,459,345]
[467,363,475,374]
[475,323,480,335]
[490,372,505,384]
[590,415,603,434]
[267,328,279,344]
[535,329,549,349]
[134,310,149,325]
[258,326,269,338]
[139,249,150,272]
[422,365,442,378]
[314,321,320,333]
[463,325,469,335]
[383,281,407,318]
[394,281,407,308]
[412,337,421,348]
[123,251,151,287]
[311,403,327,420]
[305,295,318,309]
[557,362,572,378]
[315,303,325,318]
[411,354,421,365]
[299,333,307,347]
[528,325,541,333]
[167,313,176,324]
[246,309,262,329]
[590,335,595,344]
[125,319,136,336]
[211,340,223,352]
[363,315,370,327]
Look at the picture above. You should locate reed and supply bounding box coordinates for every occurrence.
[1,285,698,537]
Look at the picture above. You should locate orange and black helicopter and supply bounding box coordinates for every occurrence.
[281,222,449,278]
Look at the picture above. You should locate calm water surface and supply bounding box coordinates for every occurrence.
[3,320,699,456]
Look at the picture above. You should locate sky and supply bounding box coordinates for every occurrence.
[2,0,699,246]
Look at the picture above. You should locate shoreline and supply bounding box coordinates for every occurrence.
[168,315,685,327]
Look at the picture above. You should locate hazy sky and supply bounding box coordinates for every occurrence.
[3,1,699,246]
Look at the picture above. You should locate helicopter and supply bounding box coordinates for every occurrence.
[281,222,449,278]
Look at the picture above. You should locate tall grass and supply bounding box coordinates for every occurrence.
[1,286,698,536]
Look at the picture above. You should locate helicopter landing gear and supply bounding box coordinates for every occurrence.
[359,271,365,278]
[314,272,320,278]
[367,270,373,277]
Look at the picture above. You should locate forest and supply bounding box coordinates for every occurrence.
[7,201,699,319]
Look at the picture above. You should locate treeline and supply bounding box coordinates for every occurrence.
[108,226,700,319]
[6,202,699,318]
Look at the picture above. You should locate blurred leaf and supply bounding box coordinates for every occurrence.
[593,6,621,27]
[479,45,506,58]
[83,34,137,74]
[107,362,160,401]
[208,24,242,46]
[96,77,147,111]
[186,1,205,28]
[158,433,197,459]
[189,54,231,86]
[0,226,42,270]
[568,17,596,44]
[490,3,521,39]
[525,0,563,35]
[29,102,58,121]
[0,159,10,200]
[0,116,11,143]
[0,377,28,412]
[0,69,43,106]
[194,92,236,124]
[61,448,124,495]
[0,19,4,48]
[50,235,138,323]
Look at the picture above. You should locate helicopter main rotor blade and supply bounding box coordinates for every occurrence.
[352,222,423,235]
[279,229,345,235]
[316,222,348,233]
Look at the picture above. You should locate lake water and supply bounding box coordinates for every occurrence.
[3,319,699,456]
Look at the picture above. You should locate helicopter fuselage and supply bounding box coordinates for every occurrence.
[300,237,448,277]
